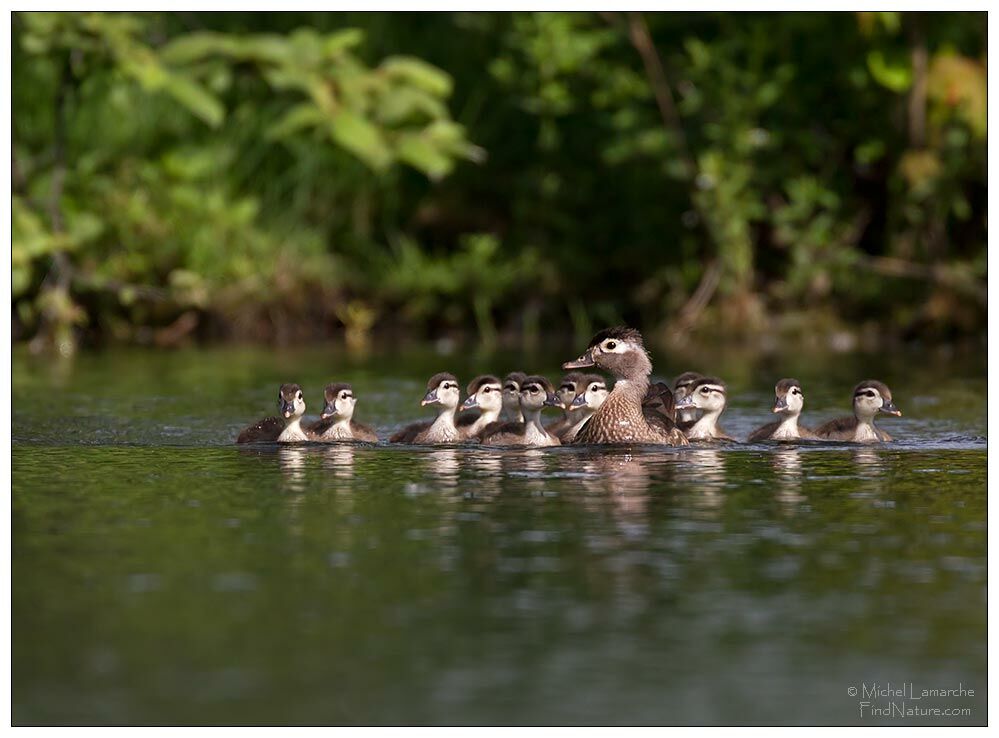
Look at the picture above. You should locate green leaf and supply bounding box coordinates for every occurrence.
[328,109,392,170]
[396,133,453,180]
[161,73,226,127]
[159,32,237,64]
[867,50,912,93]
[266,103,325,139]
[323,28,364,57]
[380,56,453,97]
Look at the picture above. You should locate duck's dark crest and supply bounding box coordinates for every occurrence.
[558,372,587,390]
[467,375,501,395]
[587,326,645,348]
[324,382,353,400]
[775,378,801,394]
[853,380,892,400]
[503,371,527,387]
[689,376,727,393]
[522,375,555,393]
[673,371,702,390]
[279,383,302,399]
[427,372,458,390]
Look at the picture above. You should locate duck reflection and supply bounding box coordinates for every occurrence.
[421,448,461,490]
[852,446,888,477]
[771,447,805,509]
[320,444,356,480]
[674,448,727,513]
[464,450,502,500]
[277,446,309,492]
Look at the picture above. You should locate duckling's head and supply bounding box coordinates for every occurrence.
[321,383,356,421]
[563,326,652,380]
[422,372,461,410]
[773,378,804,415]
[556,372,587,409]
[278,383,306,419]
[461,375,503,413]
[676,377,727,413]
[852,380,901,419]
[502,371,528,413]
[673,371,703,401]
[571,375,610,411]
[520,375,559,412]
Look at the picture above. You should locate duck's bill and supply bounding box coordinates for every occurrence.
[421,389,440,406]
[562,350,594,369]
[321,402,336,419]
[675,395,695,410]
[543,394,562,407]
[460,396,479,410]
[283,410,293,419]
[880,401,902,416]
[571,393,587,408]
[772,397,789,413]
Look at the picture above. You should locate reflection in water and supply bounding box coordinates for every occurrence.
[464,451,502,500]
[580,452,653,519]
[677,449,726,512]
[852,447,888,477]
[421,448,461,490]
[277,446,308,491]
[771,447,805,509]
[320,444,356,479]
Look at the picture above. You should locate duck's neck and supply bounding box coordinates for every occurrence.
[469,406,501,435]
[688,407,723,438]
[279,414,307,441]
[853,412,880,441]
[565,407,596,436]
[522,406,551,441]
[771,411,801,439]
[429,404,458,435]
[610,374,650,406]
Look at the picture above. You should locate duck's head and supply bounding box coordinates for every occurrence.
[502,371,528,413]
[675,377,727,413]
[321,383,356,421]
[852,380,901,419]
[555,372,587,410]
[571,374,610,411]
[422,372,461,410]
[278,383,306,419]
[461,375,503,412]
[563,326,652,379]
[772,378,804,415]
[520,375,560,412]
[673,371,703,402]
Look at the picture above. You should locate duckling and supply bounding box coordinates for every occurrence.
[236,383,310,443]
[673,371,703,424]
[561,375,609,443]
[814,380,902,443]
[457,375,504,439]
[674,377,736,442]
[308,383,379,443]
[562,327,688,446]
[502,371,528,422]
[746,378,817,442]
[389,373,463,444]
[545,372,588,437]
[479,375,562,447]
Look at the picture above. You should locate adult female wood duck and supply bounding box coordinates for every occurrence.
[814,380,902,443]
[746,378,817,442]
[308,383,379,443]
[479,375,562,447]
[236,383,310,443]
[674,377,737,442]
[562,327,687,446]
[389,373,463,444]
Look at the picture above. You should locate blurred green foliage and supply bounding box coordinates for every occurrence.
[11,11,986,352]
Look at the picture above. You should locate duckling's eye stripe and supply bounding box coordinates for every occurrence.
[504,384,517,391]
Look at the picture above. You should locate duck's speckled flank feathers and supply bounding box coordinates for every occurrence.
[389,421,431,444]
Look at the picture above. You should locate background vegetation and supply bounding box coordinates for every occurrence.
[12,12,987,354]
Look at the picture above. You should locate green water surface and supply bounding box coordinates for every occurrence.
[12,344,987,725]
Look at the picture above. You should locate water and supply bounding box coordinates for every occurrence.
[12,344,987,725]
